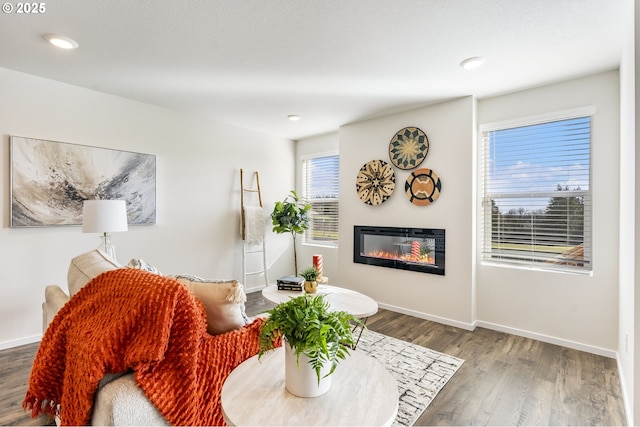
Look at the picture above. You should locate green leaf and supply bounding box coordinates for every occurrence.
[270,190,311,236]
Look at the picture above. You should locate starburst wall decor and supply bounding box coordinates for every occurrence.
[356,159,396,205]
[356,126,442,207]
[388,127,429,170]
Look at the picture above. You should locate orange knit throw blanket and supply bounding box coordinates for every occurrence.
[24,268,265,426]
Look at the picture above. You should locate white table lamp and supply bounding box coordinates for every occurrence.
[82,200,128,260]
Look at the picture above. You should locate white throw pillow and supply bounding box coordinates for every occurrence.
[174,275,248,335]
[67,250,122,296]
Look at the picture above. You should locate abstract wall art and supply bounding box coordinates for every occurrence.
[10,136,156,227]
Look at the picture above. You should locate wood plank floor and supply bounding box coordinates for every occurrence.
[1,291,626,426]
[0,340,54,426]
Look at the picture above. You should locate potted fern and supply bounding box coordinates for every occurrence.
[258,294,361,397]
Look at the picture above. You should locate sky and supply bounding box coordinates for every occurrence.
[305,154,339,199]
[484,116,591,212]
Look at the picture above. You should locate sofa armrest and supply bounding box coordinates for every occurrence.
[42,285,70,333]
[92,373,168,426]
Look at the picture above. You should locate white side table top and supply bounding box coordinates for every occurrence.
[221,347,398,426]
[262,284,378,318]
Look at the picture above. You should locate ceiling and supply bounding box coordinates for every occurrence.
[0,0,628,140]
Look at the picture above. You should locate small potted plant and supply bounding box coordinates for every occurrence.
[299,265,320,293]
[258,294,362,397]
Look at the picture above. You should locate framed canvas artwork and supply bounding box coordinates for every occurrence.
[10,136,156,227]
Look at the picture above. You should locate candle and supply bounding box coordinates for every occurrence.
[411,241,420,261]
[312,254,323,279]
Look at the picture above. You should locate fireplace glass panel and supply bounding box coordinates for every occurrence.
[354,226,445,275]
[362,235,436,266]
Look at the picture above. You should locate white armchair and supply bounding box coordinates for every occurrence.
[39,249,252,425]
[40,250,168,426]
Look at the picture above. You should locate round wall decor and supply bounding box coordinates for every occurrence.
[356,160,396,205]
[388,127,429,170]
[405,168,441,206]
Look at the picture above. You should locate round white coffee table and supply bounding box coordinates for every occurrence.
[261,284,378,318]
[221,347,398,426]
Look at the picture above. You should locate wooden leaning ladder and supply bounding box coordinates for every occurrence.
[240,169,269,287]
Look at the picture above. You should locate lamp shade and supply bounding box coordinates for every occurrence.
[82,200,128,233]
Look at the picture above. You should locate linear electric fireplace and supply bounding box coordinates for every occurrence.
[354,226,445,275]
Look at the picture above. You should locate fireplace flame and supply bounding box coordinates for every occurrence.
[365,250,435,265]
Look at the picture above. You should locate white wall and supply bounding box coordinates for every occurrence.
[477,71,620,356]
[634,2,640,419]
[338,97,476,329]
[618,0,636,422]
[0,67,295,349]
[295,132,340,282]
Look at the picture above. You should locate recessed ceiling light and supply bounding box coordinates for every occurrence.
[460,56,485,70]
[288,115,300,121]
[43,34,79,50]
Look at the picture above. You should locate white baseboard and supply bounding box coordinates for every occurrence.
[475,320,617,359]
[377,304,617,359]
[616,353,634,426]
[0,334,41,351]
[377,303,476,331]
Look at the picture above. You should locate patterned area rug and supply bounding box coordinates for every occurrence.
[355,329,464,426]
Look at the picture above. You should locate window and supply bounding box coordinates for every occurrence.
[301,153,339,247]
[480,109,592,272]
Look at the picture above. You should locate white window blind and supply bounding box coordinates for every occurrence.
[481,113,592,272]
[302,153,339,247]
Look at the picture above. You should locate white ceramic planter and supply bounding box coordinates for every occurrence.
[284,341,332,397]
